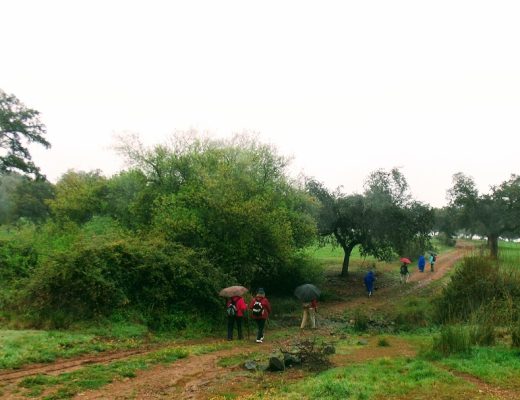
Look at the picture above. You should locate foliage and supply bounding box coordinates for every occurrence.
[446,172,520,257]
[430,325,472,357]
[47,170,109,225]
[306,168,434,275]
[433,255,520,324]
[119,133,318,288]
[0,173,54,224]
[13,234,226,328]
[0,89,50,178]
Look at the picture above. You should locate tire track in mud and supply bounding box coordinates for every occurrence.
[0,348,149,383]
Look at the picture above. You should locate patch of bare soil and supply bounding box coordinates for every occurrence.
[331,336,417,365]
[75,343,267,400]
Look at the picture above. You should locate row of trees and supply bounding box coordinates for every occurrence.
[2,88,520,327]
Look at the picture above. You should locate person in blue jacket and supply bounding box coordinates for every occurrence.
[417,255,426,272]
[364,270,376,297]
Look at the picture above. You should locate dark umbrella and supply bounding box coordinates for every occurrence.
[399,257,412,264]
[219,285,248,297]
[294,284,321,302]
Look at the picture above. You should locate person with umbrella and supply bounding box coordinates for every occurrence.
[219,286,248,341]
[399,257,411,283]
[294,284,320,330]
[249,288,271,343]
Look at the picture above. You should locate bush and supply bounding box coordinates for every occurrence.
[431,325,471,357]
[434,255,520,324]
[469,323,496,346]
[252,252,323,296]
[16,236,227,329]
[351,308,369,332]
[511,325,520,348]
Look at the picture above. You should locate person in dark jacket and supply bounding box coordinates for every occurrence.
[400,262,410,283]
[226,295,248,340]
[249,288,271,343]
[364,270,376,297]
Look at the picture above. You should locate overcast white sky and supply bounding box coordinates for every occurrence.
[2,0,519,207]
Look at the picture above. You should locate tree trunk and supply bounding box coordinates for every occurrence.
[488,234,499,259]
[340,245,355,277]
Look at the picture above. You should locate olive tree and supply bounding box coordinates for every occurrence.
[447,172,520,258]
[307,168,433,276]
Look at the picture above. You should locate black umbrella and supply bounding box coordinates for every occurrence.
[294,284,321,302]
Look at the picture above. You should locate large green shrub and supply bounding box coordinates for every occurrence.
[17,236,226,328]
[434,256,520,324]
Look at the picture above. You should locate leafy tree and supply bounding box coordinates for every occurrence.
[105,170,149,229]
[47,170,108,225]
[117,133,318,288]
[0,89,50,178]
[307,168,433,276]
[447,173,520,258]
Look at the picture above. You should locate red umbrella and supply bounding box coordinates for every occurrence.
[400,257,412,264]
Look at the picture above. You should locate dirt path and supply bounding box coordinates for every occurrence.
[322,244,472,317]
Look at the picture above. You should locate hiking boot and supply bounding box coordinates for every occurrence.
[256,339,263,343]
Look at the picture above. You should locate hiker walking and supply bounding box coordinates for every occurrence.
[226,295,247,340]
[300,298,318,329]
[429,253,437,272]
[417,255,426,273]
[249,288,271,343]
[399,258,411,283]
[364,270,376,297]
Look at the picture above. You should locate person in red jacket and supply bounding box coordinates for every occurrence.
[226,295,247,340]
[249,288,271,343]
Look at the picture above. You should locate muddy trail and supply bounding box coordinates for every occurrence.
[2,243,502,400]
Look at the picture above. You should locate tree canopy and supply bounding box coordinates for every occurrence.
[447,172,520,257]
[307,168,434,276]
[0,89,50,178]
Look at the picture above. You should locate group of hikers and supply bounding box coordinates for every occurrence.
[225,287,317,343]
[226,253,438,341]
[225,288,272,343]
[364,252,438,295]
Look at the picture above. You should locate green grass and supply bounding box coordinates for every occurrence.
[0,330,121,370]
[269,357,466,399]
[438,346,520,388]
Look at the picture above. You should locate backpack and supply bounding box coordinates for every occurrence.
[252,299,264,317]
[432,255,437,262]
[226,300,237,317]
